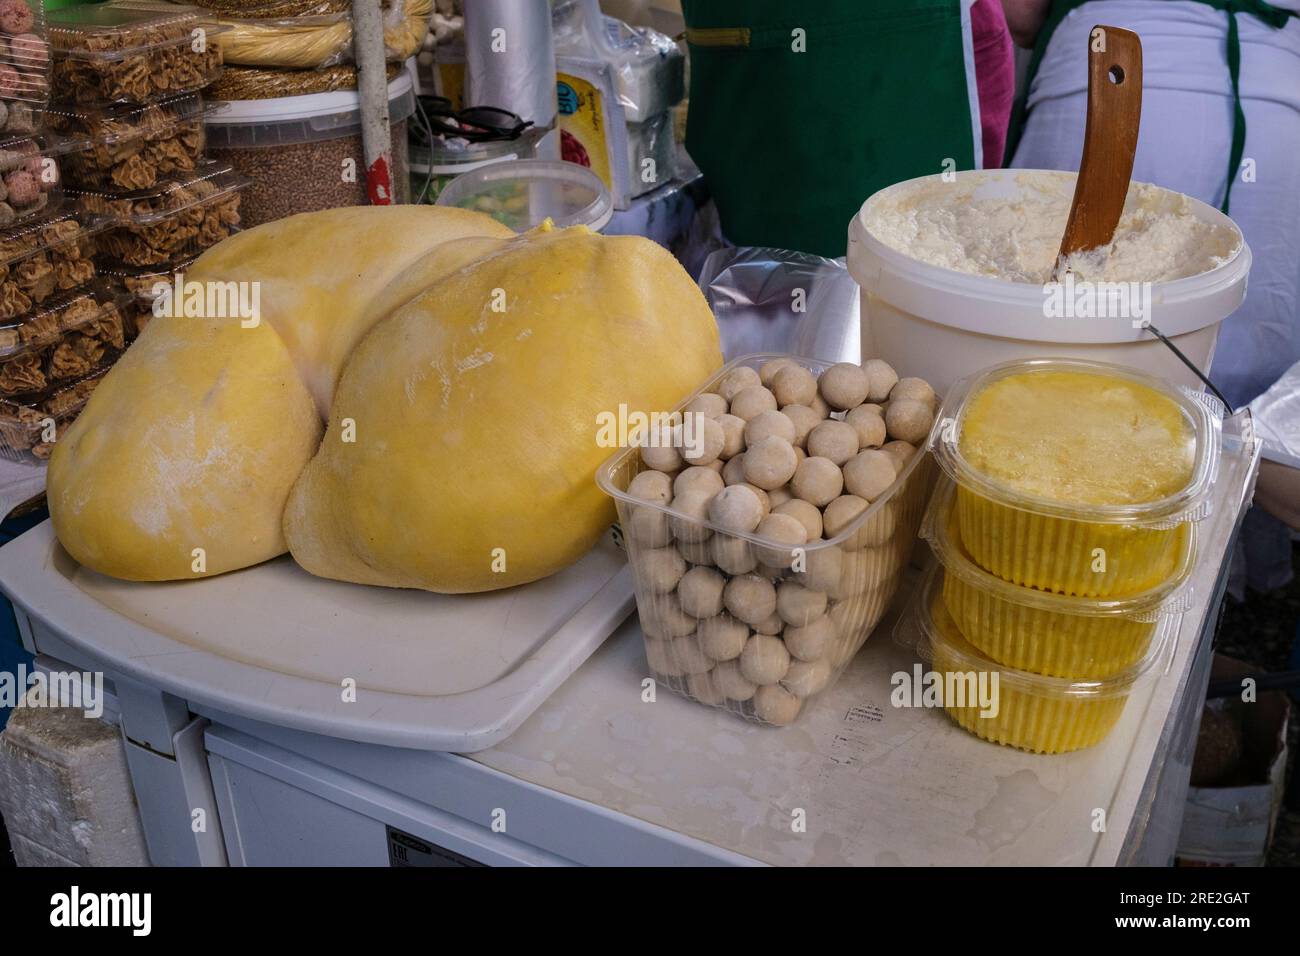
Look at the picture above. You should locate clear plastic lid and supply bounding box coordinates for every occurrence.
[921,477,1196,622]
[0,282,126,361]
[0,212,104,321]
[46,91,212,142]
[47,7,225,61]
[929,358,1223,529]
[69,160,247,226]
[435,159,613,233]
[899,564,1172,700]
[0,360,110,460]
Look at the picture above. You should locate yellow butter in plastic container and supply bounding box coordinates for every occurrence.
[907,567,1170,754]
[922,478,1193,679]
[931,359,1221,597]
[596,353,937,727]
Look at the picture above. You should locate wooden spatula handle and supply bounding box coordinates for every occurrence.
[1055,25,1143,272]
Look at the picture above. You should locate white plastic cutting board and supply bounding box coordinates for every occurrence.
[0,523,634,752]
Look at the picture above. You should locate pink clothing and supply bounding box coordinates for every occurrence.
[971,0,1016,166]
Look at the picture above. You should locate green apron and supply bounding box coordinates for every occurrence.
[682,0,980,257]
[1004,0,1294,214]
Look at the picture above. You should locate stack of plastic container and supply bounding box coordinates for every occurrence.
[908,358,1221,754]
[45,4,247,351]
[0,2,126,462]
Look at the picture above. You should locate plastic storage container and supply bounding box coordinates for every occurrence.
[47,92,210,190]
[48,6,226,106]
[0,1,51,135]
[931,358,1221,598]
[905,567,1170,754]
[847,170,1251,395]
[0,133,63,223]
[409,135,530,206]
[922,478,1193,679]
[436,159,613,232]
[596,353,938,727]
[69,161,246,266]
[0,360,108,460]
[0,281,127,403]
[99,252,196,337]
[0,211,101,321]
[206,70,413,228]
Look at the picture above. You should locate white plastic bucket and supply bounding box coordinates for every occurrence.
[846,169,1251,395]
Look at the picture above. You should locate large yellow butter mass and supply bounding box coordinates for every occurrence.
[285,224,723,592]
[48,209,722,592]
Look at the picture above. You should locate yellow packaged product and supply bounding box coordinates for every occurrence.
[932,359,1220,597]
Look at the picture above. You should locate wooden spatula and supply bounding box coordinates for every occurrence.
[1053,25,1143,279]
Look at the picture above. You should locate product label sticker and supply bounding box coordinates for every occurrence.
[385,826,484,867]
[555,73,612,191]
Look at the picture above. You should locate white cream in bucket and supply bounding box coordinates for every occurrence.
[846,169,1251,395]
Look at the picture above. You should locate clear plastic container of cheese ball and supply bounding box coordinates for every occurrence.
[596,353,938,727]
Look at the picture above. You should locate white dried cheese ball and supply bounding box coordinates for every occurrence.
[628,469,672,504]
[845,405,887,449]
[708,484,764,533]
[668,635,714,674]
[639,423,682,472]
[744,409,797,447]
[806,419,860,466]
[723,573,778,626]
[754,684,802,725]
[713,660,758,701]
[753,562,785,582]
[722,453,748,485]
[854,500,898,548]
[819,362,870,410]
[717,366,761,402]
[752,513,808,568]
[627,505,672,547]
[827,550,874,601]
[673,466,725,499]
[776,581,828,627]
[782,658,833,699]
[644,638,684,677]
[640,595,696,640]
[678,416,725,466]
[772,364,819,407]
[862,359,899,404]
[739,483,772,518]
[753,612,785,635]
[697,612,749,661]
[715,413,746,460]
[809,391,832,419]
[885,398,934,445]
[793,446,806,468]
[780,404,821,448]
[842,449,897,501]
[784,614,836,661]
[678,566,726,618]
[712,534,758,575]
[685,392,728,419]
[880,439,917,470]
[668,489,714,544]
[822,494,868,540]
[640,545,686,593]
[790,456,844,507]
[767,486,794,509]
[774,498,823,540]
[797,546,843,592]
[676,536,714,566]
[744,436,798,490]
[705,458,725,474]
[729,385,778,421]
[739,634,791,685]
[890,376,937,409]
[686,669,725,705]
[759,357,800,387]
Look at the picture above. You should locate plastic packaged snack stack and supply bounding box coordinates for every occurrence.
[0,211,102,323]
[0,132,63,225]
[0,1,50,136]
[930,359,1222,598]
[48,6,226,106]
[597,353,938,727]
[68,160,247,266]
[921,478,1195,680]
[46,93,211,191]
[98,252,197,337]
[0,361,109,460]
